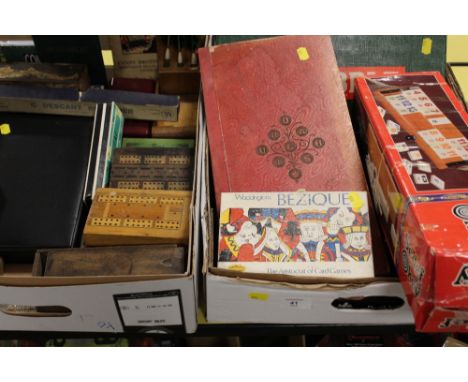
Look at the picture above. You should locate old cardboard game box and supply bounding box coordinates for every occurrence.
[218,191,374,279]
[355,72,468,332]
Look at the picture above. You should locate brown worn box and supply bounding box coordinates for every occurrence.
[33,245,186,277]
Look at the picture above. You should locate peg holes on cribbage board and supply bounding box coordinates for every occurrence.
[168,181,191,190]
[91,219,181,230]
[122,219,153,228]
[118,155,141,164]
[168,155,191,165]
[144,155,167,165]
[154,220,181,230]
[142,181,167,190]
[159,196,185,205]
[112,167,191,178]
[113,148,194,167]
[114,181,180,190]
[113,181,192,190]
[98,194,127,203]
[91,218,121,227]
[116,181,141,189]
[128,195,158,204]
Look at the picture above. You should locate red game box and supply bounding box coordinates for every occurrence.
[340,66,405,100]
[355,72,468,332]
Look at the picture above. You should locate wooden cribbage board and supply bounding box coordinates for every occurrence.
[110,167,192,190]
[112,147,194,166]
[109,147,194,191]
[83,188,192,246]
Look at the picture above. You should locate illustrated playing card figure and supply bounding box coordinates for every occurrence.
[339,224,371,261]
[254,222,292,262]
[248,208,288,232]
[218,208,261,262]
[323,207,357,261]
[293,212,328,262]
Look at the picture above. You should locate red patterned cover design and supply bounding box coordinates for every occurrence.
[199,36,366,209]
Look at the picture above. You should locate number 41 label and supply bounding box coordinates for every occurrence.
[285,298,313,310]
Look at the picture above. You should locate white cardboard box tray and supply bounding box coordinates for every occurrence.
[198,103,414,326]
[0,99,205,334]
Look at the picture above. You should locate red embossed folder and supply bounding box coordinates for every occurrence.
[199,36,366,209]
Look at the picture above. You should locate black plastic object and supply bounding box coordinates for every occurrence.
[0,304,72,317]
[332,296,405,310]
[32,35,107,86]
[0,112,94,260]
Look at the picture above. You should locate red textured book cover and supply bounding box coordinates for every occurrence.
[199,36,366,209]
